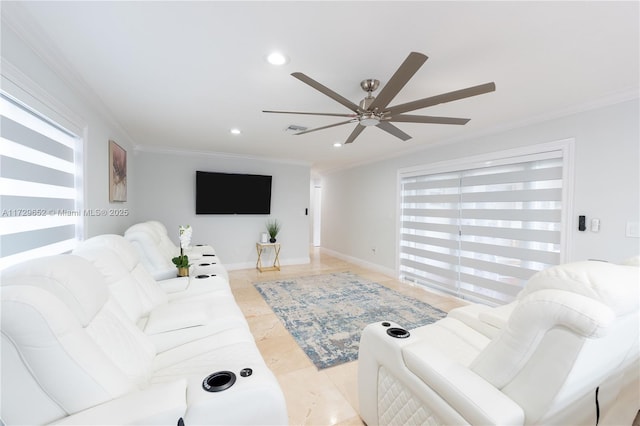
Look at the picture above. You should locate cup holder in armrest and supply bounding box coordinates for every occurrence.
[195,274,210,279]
[202,371,236,392]
[386,327,410,339]
[381,321,391,327]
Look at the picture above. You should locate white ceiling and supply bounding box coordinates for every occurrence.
[4,1,639,174]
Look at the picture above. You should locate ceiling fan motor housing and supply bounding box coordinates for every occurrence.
[359,96,376,111]
[360,79,380,93]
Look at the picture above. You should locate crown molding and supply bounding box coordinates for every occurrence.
[133,144,312,168]
[1,2,137,145]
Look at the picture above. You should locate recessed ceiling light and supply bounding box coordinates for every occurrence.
[230,128,241,135]
[333,142,342,148]
[267,51,288,66]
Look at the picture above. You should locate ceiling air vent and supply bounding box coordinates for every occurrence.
[284,124,308,134]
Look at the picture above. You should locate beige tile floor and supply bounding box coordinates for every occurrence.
[228,248,468,426]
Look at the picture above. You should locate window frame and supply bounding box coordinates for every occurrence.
[1,62,86,269]
[396,139,575,304]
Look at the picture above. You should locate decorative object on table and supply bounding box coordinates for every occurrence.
[254,271,447,369]
[265,219,281,243]
[172,225,192,277]
[260,232,268,243]
[108,140,127,202]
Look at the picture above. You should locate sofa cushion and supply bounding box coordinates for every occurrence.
[471,289,615,389]
[131,263,169,309]
[1,286,135,424]
[142,301,211,335]
[87,298,157,386]
[74,246,145,322]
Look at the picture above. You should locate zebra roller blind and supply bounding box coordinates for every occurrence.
[400,151,564,305]
[0,92,82,269]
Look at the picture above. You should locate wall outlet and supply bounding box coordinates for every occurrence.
[626,222,640,238]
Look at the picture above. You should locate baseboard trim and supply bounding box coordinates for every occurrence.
[226,256,310,271]
[319,247,396,279]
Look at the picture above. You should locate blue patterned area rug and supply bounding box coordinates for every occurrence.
[254,271,447,370]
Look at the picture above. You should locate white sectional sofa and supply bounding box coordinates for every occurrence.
[1,230,287,424]
[124,221,228,281]
[358,260,640,426]
[72,234,250,352]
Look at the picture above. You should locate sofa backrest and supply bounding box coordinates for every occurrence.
[125,223,177,279]
[1,255,156,424]
[471,261,639,424]
[146,219,178,251]
[146,220,169,236]
[74,235,169,315]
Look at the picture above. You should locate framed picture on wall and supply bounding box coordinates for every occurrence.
[109,140,127,202]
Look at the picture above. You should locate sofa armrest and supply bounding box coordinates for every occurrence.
[403,344,524,425]
[50,380,187,425]
[156,277,190,294]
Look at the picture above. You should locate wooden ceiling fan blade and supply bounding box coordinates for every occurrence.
[368,52,428,111]
[386,82,496,116]
[390,115,470,125]
[262,110,357,118]
[376,121,412,141]
[291,72,361,113]
[294,119,355,135]
[344,124,365,144]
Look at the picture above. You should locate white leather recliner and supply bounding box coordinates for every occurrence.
[125,222,228,281]
[447,256,640,339]
[72,234,251,352]
[358,260,640,426]
[1,255,287,425]
[76,234,230,301]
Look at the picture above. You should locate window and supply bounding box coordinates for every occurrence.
[399,143,572,305]
[0,92,83,269]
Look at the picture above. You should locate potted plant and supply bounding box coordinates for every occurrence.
[173,224,192,276]
[266,219,281,243]
[172,252,190,277]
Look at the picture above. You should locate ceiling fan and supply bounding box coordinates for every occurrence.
[263,52,495,144]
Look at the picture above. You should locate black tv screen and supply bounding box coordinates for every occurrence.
[196,171,272,214]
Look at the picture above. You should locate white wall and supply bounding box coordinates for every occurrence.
[321,99,640,274]
[2,16,311,269]
[132,149,310,269]
[1,19,137,238]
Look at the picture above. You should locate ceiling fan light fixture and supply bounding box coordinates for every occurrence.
[359,113,380,127]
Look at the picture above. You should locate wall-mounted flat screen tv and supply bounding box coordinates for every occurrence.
[196,171,272,214]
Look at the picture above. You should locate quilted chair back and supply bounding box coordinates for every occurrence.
[470,261,640,424]
[1,255,155,425]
